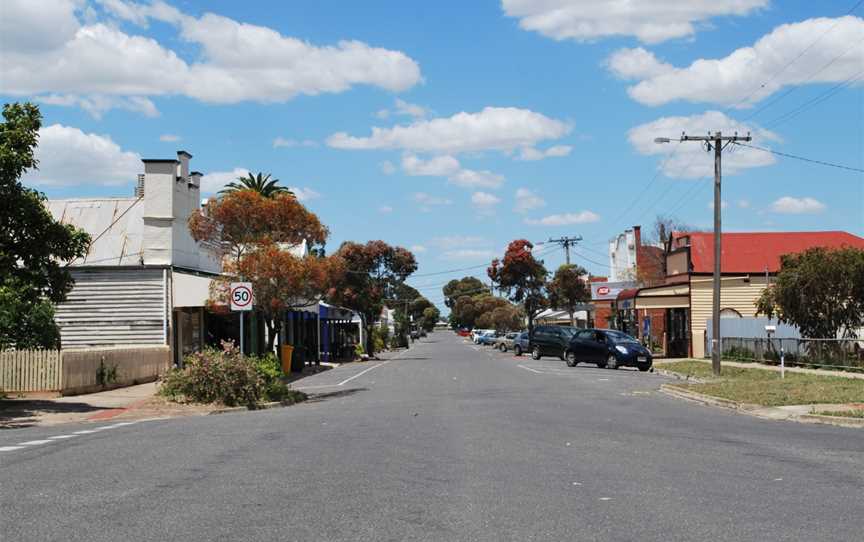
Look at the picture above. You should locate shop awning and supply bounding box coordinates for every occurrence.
[172,271,214,308]
[633,283,690,309]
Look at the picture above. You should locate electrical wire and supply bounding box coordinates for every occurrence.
[733,142,864,173]
[763,71,864,129]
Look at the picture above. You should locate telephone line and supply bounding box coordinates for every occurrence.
[733,142,864,173]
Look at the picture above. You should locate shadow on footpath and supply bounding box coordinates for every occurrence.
[0,400,105,429]
[305,388,368,403]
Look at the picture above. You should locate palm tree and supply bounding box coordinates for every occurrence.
[219,172,294,198]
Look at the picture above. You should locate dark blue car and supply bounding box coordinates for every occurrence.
[565,329,652,371]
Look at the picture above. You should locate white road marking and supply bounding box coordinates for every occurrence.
[48,435,77,440]
[598,378,610,381]
[572,482,582,486]
[599,497,612,501]
[337,360,391,386]
[73,429,98,434]
[517,365,543,374]
[19,440,53,446]
[0,446,25,452]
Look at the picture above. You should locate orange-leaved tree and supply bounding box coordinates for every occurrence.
[188,190,335,352]
[488,239,549,333]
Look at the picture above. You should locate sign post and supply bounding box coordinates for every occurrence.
[230,282,253,355]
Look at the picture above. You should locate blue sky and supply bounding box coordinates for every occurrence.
[2,0,862,308]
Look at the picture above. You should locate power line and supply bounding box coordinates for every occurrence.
[734,142,864,173]
[763,71,864,129]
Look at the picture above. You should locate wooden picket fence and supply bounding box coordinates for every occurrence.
[0,349,63,393]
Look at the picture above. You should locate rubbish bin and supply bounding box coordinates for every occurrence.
[291,346,306,373]
[280,345,294,374]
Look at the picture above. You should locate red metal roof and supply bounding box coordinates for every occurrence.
[617,288,640,301]
[673,231,864,273]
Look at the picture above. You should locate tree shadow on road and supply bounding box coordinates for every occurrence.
[0,400,105,429]
[305,387,368,403]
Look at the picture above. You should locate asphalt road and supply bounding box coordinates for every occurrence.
[2,333,862,541]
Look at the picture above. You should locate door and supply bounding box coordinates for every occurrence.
[571,329,593,362]
[586,330,609,363]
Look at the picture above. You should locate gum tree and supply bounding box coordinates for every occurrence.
[488,240,549,333]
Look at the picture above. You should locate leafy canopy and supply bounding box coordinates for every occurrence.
[548,264,590,325]
[488,240,548,330]
[219,172,294,198]
[756,247,864,339]
[1,103,90,349]
[442,277,488,309]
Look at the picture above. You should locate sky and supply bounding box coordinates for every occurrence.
[2,0,863,310]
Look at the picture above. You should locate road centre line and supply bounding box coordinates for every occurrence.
[517,365,544,374]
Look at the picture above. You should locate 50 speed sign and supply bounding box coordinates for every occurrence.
[230,282,254,311]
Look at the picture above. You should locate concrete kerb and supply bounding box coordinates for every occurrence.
[659,384,864,428]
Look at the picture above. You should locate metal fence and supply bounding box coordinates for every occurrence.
[720,337,864,372]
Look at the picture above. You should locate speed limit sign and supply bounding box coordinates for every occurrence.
[230,282,254,311]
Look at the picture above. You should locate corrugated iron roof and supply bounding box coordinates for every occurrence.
[672,231,864,273]
[48,198,145,266]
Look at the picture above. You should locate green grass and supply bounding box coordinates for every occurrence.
[814,410,864,419]
[659,360,864,407]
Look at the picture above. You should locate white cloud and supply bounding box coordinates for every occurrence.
[394,98,427,118]
[471,191,501,215]
[737,199,751,208]
[412,192,453,212]
[21,124,140,187]
[273,137,317,148]
[375,109,390,120]
[380,160,397,175]
[402,154,460,176]
[614,16,864,107]
[159,133,181,142]
[378,205,394,214]
[38,94,159,118]
[770,196,826,214]
[1,0,422,116]
[441,249,495,261]
[524,211,600,226]
[607,47,674,80]
[628,111,779,178]
[327,107,570,154]
[502,0,767,44]
[517,144,572,161]
[289,187,321,202]
[514,188,545,213]
[430,235,486,249]
[707,200,729,210]
[200,167,249,195]
[401,153,505,189]
[410,244,427,253]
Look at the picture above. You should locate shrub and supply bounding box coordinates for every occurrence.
[159,343,307,407]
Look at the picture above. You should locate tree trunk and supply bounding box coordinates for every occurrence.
[264,317,279,353]
[569,309,575,327]
[362,314,375,357]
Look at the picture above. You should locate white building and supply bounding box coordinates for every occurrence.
[48,151,222,362]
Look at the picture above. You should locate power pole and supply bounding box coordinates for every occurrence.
[662,131,751,376]
[547,235,582,266]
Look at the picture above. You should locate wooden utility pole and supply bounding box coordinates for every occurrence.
[661,131,751,376]
[547,235,583,266]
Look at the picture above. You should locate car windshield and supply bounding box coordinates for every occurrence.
[559,327,578,338]
[604,330,639,344]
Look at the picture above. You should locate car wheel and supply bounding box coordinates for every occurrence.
[531,346,541,360]
[500,344,507,352]
[514,345,522,356]
[637,363,651,372]
[596,360,607,369]
[565,351,578,367]
[606,355,619,370]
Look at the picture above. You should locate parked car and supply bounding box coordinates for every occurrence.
[477,330,499,346]
[495,332,520,352]
[456,328,471,337]
[565,329,653,371]
[472,329,495,344]
[419,329,427,337]
[529,325,579,360]
[512,332,530,356]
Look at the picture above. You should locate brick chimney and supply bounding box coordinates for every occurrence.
[633,225,642,248]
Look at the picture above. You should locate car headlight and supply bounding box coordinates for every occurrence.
[615,345,628,354]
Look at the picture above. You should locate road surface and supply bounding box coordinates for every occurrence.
[2,333,862,541]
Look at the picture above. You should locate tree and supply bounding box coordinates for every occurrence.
[421,306,441,332]
[638,214,699,285]
[189,190,328,264]
[756,247,864,339]
[188,189,331,353]
[208,242,341,351]
[0,103,90,349]
[218,172,294,198]
[442,277,489,309]
[488,240,548,332]
[327,241,418,356]
[548,264,590,326]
